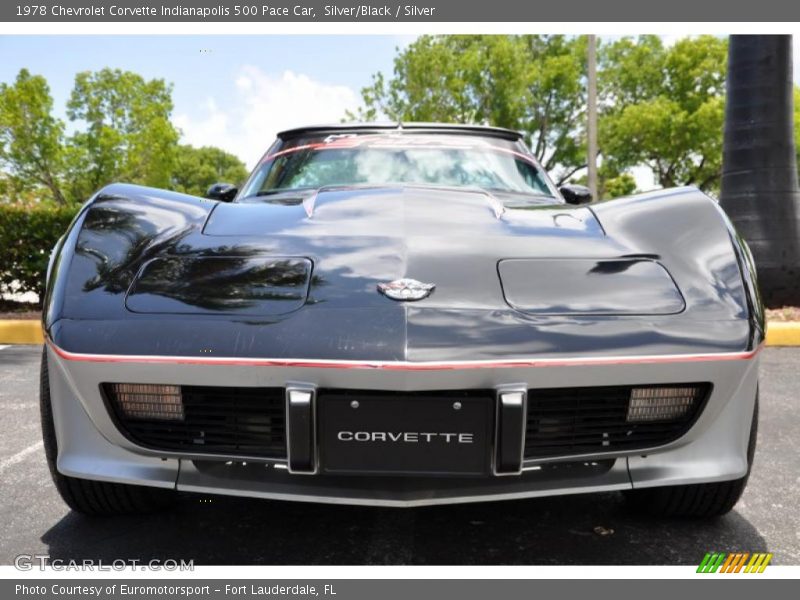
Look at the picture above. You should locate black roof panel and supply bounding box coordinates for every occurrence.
[277,122,524,142]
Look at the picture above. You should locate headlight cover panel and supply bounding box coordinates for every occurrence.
[498,258,685,316]
[125,256,312,316]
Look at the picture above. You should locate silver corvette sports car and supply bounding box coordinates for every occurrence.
[41,123,762,517]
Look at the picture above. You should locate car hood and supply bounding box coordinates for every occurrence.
[48,183,752,360]
[193,186,642,314]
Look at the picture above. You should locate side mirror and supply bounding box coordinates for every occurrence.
[559,184,593,205]
[206,183,238,202]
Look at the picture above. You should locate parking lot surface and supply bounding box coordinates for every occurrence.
[1,345,797,565]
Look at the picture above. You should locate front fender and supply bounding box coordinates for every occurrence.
[43,184,216,335]
[590,187,764,349]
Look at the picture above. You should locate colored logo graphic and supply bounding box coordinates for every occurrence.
[697,552,773,573]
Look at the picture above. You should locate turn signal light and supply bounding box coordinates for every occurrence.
[108,383,184,421]
[626,385,703,422]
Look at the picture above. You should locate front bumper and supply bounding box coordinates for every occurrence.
[46,343,760,507]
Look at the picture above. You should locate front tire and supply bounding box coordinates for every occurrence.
[624,390,759,518]
[40,348,176,516]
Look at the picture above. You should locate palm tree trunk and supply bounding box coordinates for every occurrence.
[720,35,800,307]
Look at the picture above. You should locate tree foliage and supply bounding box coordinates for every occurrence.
[603,172,638,198]
[352,35,588,184]
[2,36,796,210]
[0,67,245,207]
[171,145,249,197]
[66,68,179,201]
[0,202,80,299]
[354,34,741,195]
[599,35,728,192]
[0,69,67,204]
[574,164,637,199]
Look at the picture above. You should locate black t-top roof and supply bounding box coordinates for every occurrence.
[277,122,524,142]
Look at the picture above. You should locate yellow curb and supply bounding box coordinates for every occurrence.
[1,319,800,347]
[765,321,800,346]
[0,320,44,344]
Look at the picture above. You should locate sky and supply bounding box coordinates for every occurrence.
[0,34,798,181]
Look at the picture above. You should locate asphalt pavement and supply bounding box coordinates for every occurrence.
[0,344,797,565]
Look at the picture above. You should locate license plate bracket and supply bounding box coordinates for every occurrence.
[318,392,494,476]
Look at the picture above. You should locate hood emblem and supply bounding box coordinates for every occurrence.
[377,278,435,301]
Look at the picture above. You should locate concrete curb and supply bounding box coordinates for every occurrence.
[0,320,44,344]
[764,322,800,347]
[2,319,800,347]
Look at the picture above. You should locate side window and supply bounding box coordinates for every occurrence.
[516,160,550,195]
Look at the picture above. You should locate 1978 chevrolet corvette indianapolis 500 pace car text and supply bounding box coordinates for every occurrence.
[40,123,762,517]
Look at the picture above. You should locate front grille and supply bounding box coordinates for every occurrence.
[104,384,286,458]
[104,382,709,463]
[524,384,711,458]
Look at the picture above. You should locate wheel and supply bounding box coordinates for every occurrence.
[40,348,176,516]
[624,389,759,518]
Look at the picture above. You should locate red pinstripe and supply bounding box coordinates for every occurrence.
[46,339,762,371]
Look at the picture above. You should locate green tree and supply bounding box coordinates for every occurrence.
[603,172,638,198]
[0,69,67,204]
[599,35,728,192]
[66,68,179,200]
[572,162,637,199]
[171,145,249,197]
[351,35,588,184]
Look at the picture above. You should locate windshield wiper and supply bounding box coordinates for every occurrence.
[254,190,296,196]
[237,189,313,201]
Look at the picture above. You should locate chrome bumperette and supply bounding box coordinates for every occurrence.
[286,385,317,475]
[493,386,527,476]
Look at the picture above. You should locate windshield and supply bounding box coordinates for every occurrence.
[239,134,555,199]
